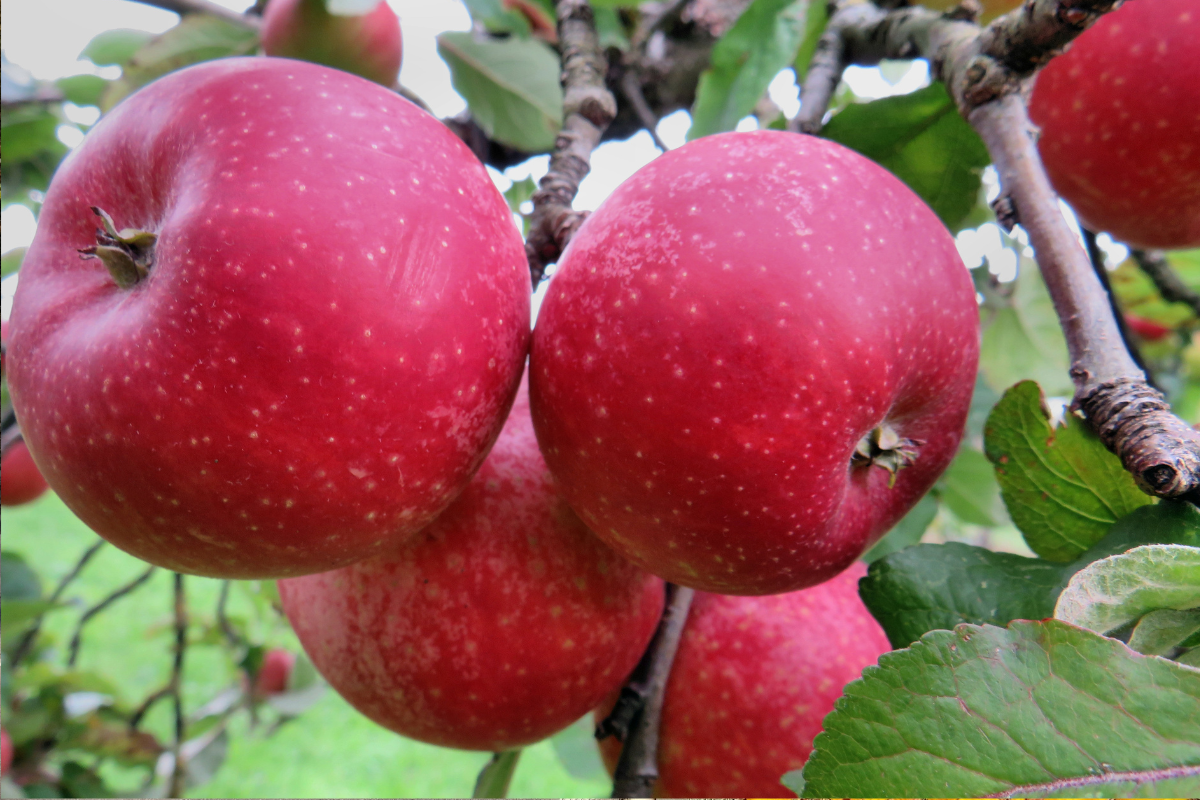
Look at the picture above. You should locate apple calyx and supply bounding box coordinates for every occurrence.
[851,422,922,484]
[78,206,157,289]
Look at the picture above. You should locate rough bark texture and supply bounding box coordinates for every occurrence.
[793,0,1200,502]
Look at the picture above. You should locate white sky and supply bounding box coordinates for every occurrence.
[2,0,1099,320]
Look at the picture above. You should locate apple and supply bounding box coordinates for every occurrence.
[2,441,50,507]
[530,130,979,595]
[2,319,9,377]
[1,727,12,775]
[253,648,297,697]
[1124,313,1173,343]
[596,562,891,796]
[1028,0,1200,250]
[279,378,665,751]
[7,58,530,578]
[261,0,402,87]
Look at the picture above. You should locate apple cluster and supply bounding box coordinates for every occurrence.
[4,32,982,789]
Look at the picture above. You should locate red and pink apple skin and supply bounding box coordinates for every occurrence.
[280,380,665,751]
[7,58,530,579]
[531,130,979,596]
[261,0,402,87]
[1,441,51,507]
[1028,0,1200,250]
[1,727,13,775]
[597,562,891,797]
[254,648,297,697]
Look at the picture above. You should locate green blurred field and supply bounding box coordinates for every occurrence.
[1,493,611,798]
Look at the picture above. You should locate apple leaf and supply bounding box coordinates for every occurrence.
[858,542,1063,648]
[688,0,807,140]
[1129,608,1200,657]
[2,247,26,278]
[793,0,828,79]
[101,15,259,110]
[550,716,606,780]
[979,258,1074,397]
[80,29,156,66]
[861,492,937,563]
[1054,544,1200,636]
[936,445,1005,526]
[983,380,1152,562]
[797,620,1200,798]
[1064,500,1200,568]
[821,83,990,230]
[473,750,522,799]
[2,551,43,601]
[438,32,562,153]
[55,74,109,108]
[461,0,533,37]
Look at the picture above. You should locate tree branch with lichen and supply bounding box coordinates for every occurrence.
[525,0,618,286]
[791,0,1200,503]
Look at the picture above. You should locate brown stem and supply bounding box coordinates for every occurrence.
[167,573,189,798]
[9,539,107,668]
[1132,249,1200,320]
[127,0,260,29]
[791,0,1200,502]
[1082,228,1154,387]
[525,0,618,286]
[67,566,157,668]
[619,71,669,152]
[604,584,694,799]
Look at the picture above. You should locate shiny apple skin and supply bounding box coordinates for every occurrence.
[8,58,530,578]
[1,441,51,507]
[279,381,665,751]
[261,0,402,86]
[531,130,979,595]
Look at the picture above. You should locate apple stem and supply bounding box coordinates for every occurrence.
[78,207,158,289]
[792,0,1200,504]
[524,0,617,287]
[601,583,694,799]
[472,750,522,798]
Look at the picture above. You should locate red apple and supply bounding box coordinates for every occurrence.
[1029,0,1200,249]
[530,130,979,595]
[279,379,665,751]
[597,562,891,796]
[2,319,9,377]
[1124,313,1173,342]
[7,58,530,578]
[2,440,50,507]
[1,727,12,775]
[254,648,297,697]
[261,0,402,86]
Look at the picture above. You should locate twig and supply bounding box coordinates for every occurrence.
[129,687,173,731]
[472,750,522,798]
[525,0,618,286]
[790,0,1200,502]
[126,0,260,29]
[9,539,107,668]
[167,573,189,798]
[620,71,670,152]
[67,566,157,667]
[602,584,694,799]
[216,580,247,649]
[1082,228,1154,387]
[1131,249,1200,320]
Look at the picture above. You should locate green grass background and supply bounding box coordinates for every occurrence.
[1,494,611,798]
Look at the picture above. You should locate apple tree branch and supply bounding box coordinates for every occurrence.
[125,0,260,29]
[525,0,618,286]
[790,0,1200,504]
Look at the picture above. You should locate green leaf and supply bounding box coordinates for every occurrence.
[80,29,156,66]
[984,380,1152,561]
[550,716,606,780]
[55,74,109,107]
[821,83,990,230]
[0,105,67,163]
[1055,544,1200,635]
[1065,500,1200,568]
[473,750,522,799]
[593,7,631,51]
[1128,609,1200,657]
[937,446,1004,526]
[1,600,67,630]
[102,15,259,110]
[2,551,43,601]
[688,0,806,140]
[861,492,937,563]
[792,0,828,80]
[800,620,1200,798]
[437,32,562,152]
[980,257,1074,397]
[1,248,26,279]
[461,0,533,36]
[859,542,1064,648]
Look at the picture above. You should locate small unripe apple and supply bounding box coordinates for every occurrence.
[531,130,979,595]
[1029,0,1200,249]
[2,441,50,507]
[261,0,403,86]
[280,381,665,751]
[1,727,12,775]
[597,562,890,796]
[254,648,297,697]
[8,58,530,578]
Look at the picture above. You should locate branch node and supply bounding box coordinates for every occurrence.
[991,194,1019,231]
